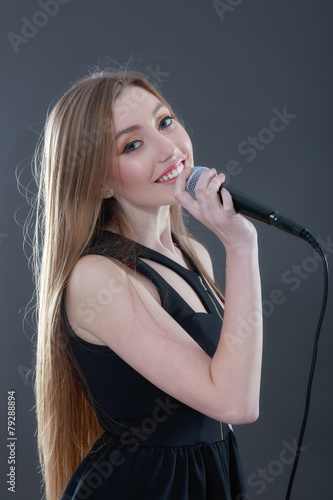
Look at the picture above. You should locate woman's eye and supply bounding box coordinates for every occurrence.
[121,140,141,154]
[158,115,174,130]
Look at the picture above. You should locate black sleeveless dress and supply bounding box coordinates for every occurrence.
[61,229,247,500]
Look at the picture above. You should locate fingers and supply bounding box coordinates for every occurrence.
[196,171,236,217]
[175,167,256,248]
[196,170,225,202]
[174,167,228,213]
[220,187,235,213]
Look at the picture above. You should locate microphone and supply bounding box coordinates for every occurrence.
[185,166,319,249]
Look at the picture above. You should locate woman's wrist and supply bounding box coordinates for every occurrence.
[219,231,258,256]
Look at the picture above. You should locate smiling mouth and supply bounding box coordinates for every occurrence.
[156,162,185,183]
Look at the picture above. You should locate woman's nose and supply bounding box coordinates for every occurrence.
[154,132,179,163]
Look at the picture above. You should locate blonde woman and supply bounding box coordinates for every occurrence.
[31,70,262,499]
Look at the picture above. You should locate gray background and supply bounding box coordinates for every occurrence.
[1,0,332,499]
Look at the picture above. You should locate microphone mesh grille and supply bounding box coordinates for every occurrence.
[185,166,209,200]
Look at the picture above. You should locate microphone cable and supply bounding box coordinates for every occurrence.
[286,239,329,499]
[185,167,330,497]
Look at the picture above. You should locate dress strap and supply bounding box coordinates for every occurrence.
[84,229,224,319]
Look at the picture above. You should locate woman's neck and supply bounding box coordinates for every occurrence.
[104,204,178,255]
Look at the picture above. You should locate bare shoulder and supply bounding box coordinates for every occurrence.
[68,253,126,292]
[65,253,161,344]
[69,253,159,299]
[65,254,132,344]
[188,237,214,280]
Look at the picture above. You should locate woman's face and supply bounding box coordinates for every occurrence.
[108,85,193,210]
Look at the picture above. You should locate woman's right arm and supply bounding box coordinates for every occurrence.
[66,243,259,425]
[66,169,263,424]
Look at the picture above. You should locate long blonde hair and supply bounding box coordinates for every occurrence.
[29,69,224,500]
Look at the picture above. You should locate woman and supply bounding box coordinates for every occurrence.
[32,69,262,500]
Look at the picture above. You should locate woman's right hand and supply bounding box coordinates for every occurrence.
[174,166,257,252]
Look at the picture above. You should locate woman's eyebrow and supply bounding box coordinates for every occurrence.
[115,102,166,141]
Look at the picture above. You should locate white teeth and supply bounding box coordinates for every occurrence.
[157,162,184,183]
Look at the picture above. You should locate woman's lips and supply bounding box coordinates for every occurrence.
[156,160,185,183]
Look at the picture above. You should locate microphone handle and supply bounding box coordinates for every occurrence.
[186,166,320,250]
[220,184,306,237]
